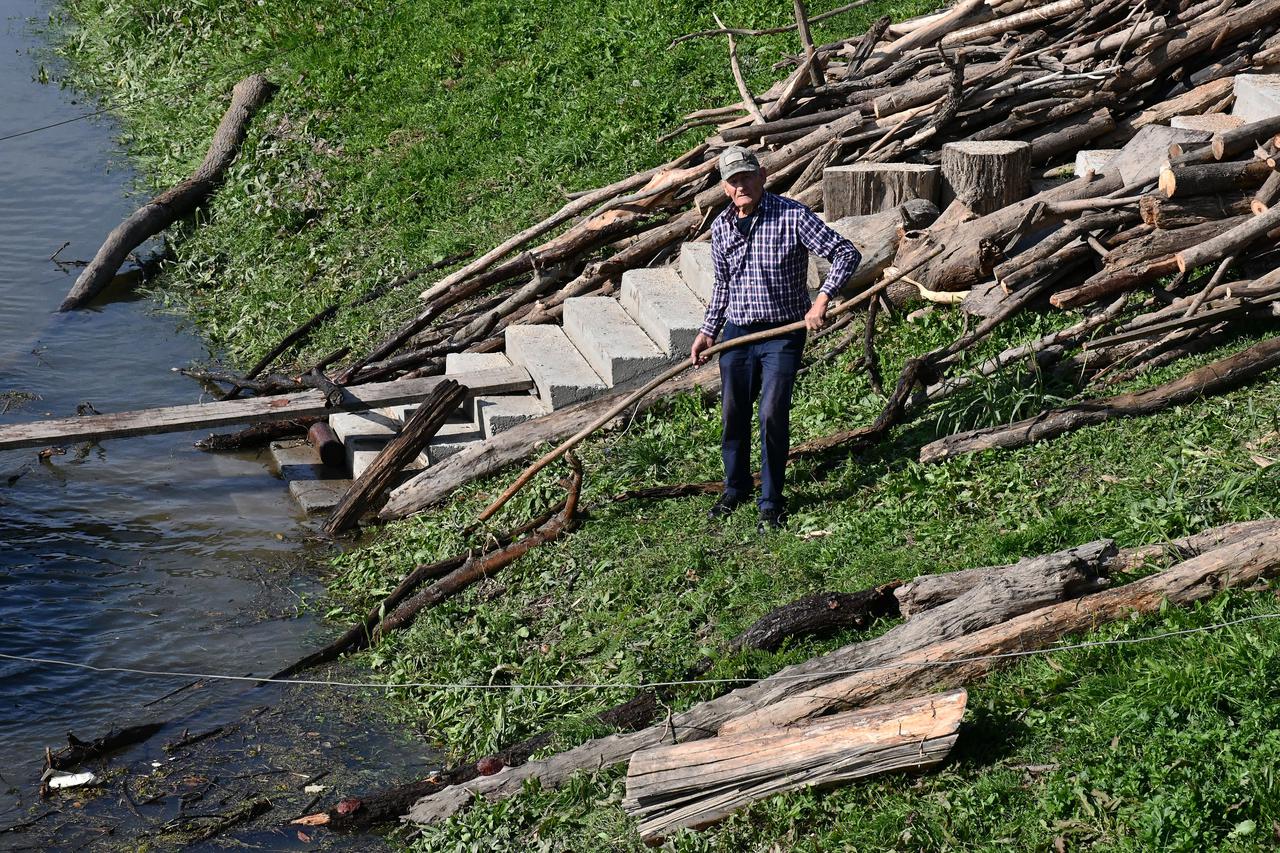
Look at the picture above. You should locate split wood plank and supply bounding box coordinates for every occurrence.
[0,366,531,451]
[624,689,967,841]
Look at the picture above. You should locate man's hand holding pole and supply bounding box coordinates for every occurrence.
[804,293,829,331]
[691,332,715,366]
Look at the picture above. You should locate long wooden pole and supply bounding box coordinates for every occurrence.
[474,245,945,523]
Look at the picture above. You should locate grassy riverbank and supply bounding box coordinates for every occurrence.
[53,0,1280,849]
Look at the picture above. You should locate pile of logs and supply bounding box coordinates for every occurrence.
[185,0,1280,520]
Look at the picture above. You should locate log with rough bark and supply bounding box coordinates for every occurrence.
[1048,216,1247,309]
[822,163,940,217]
[1028,109,1116,166]
[405,539,1116,824]
[940,141,1031,216]
[1211,113,1280,160]
[59,75,276,311]
[722,529,1280,732]
[323,380,466,535]
[919,333,1280,464]
[623,690,967,841]
[1176,202,1280,272]
[1253,171,1280,213]
[1158,159,1272,197]
[1139,193,1254,228]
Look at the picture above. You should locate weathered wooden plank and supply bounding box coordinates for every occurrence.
[0,366,532,451]
[623,690,966,840]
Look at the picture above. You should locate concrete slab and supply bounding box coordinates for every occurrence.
[1111,125,1211,186]
[268,439,342,481]
[1170,113,1244,132]
[444,352,512,374]
[474,394,548,437]
[1075,149,1119,177]
[504,324,606,409]
[562,297,668,386]
[620,267,706,357]
[679,242,716,303]
[329,410,398,442]
[288,478,351,514]
[1233,74,1280,123]
[349,445,430,481]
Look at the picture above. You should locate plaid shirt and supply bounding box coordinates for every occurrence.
[699,192,861,339]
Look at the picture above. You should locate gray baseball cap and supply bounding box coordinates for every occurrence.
[718,146,761,180]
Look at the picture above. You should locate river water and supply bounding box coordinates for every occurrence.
[0,0,357,834]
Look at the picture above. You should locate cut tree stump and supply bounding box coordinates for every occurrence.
[623,689,966,841]
[822,163,941,218]
[323,380,467,535]
[940,141,1030,216]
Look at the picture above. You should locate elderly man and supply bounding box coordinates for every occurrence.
[691,146,861,531]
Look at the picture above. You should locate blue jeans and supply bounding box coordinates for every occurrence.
[719,321,806,513]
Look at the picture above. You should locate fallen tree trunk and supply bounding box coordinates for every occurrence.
[722,529,1280,731]
[1139,193,1254,228]
[405,539,1116,824]
[59,74,276,311]
[919,334,1280,464]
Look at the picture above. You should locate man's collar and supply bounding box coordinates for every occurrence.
[718,191,775,226]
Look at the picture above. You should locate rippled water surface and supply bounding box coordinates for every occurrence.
[0,0,333,819]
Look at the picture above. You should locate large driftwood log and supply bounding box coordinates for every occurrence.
[823,163,940,217]
[623,690,967,841]
[59,75,276,311]
[405,540,1116,824]
[940,140,1031,216]
[919,334,1280,464]
[722,530,1280,732]
[323,380,466,535]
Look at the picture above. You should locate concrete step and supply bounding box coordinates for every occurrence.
[620,267,706,357]
[562,297,668,386]
[426,420,485,464]
[504,324,606,409]
[444,352,512,374]
[474,393,548,437]
[269,439,350,514]
[288,479,352,514]
[1233,74,1280,123]
[679,241,715,303]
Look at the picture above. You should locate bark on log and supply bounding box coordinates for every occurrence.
[939,0,1084,47]
[307,422,344,469]
[1158,159,1272,198]
[194,417,319,452]
[823,163,940,217]
[1176,202,1280,272]
[1028,109,1115,166]
[59,74,276,311]
[405,540,1116,824]
[46,723,166,772]
[722,530,1280,732]
[897,171,1123,293]
[624,690,966,841]
[1048,216,1247,309]
[1140,193,1254,228]
[1252,171,1280,214]
[323,380,466,535]
[919,334,1280,464]
[1211,113,1280,160]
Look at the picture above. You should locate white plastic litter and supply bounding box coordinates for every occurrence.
[304,784,326,794]
[47,771,97,789]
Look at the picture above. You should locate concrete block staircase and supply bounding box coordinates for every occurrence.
[273,233,831,514]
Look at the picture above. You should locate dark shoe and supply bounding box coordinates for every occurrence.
[757,508,786,533]
[707,494,747,521]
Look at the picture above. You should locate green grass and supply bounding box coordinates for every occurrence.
[48,0,1280,849]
